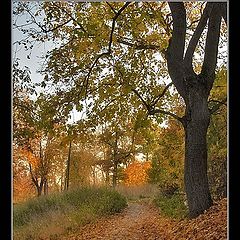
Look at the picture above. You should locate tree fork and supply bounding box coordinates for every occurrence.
[167,2,223,218]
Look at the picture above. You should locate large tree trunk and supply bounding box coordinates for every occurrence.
[165,2,222,218]
[183,86,213,218]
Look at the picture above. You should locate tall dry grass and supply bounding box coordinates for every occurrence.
[13,186,127,240]
[116,183,160,201]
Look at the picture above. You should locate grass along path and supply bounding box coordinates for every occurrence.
[14,188,227,240]
[61,200,176,240]
[60,197,227,240]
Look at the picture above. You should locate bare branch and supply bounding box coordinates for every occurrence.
[117,38,162,51]
[131,88,150,112]
[23,6,71,35]
[106,2,117,14]
[98,94,125,114]
[47,19,72,33]
[208,98,227,105]
[187,18,201,29]
[149,108,183,124]
[55,5,88,34]
[151,82,173,107]
[108,2,131,52]
[113,64,182,125]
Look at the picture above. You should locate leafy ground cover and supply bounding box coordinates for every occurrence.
[60,197,227,240]
[170,198,227,240]
[13,185,226,240]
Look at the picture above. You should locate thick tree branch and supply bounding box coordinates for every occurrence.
[200,4,222,93]
[106,2,117,15]
[131,87,183,124]
[149,108,183,124]
[167,2,186,63]
[166,2,187,100]
[183,3,213,76]
[81,2,130,99]
[219,2,227,25]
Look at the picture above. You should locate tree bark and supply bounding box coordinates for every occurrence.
[36,185,41,197]
[29,163,43,197]
[166,2,223,218]
[36,179,44,197]
[183,83,213,218]
[44,179,48,195]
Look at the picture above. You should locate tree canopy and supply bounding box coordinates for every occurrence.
[12,1,227,218]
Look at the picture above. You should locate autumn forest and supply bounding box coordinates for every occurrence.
[13,2,227,239]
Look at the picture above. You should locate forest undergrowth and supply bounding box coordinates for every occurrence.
[13,186,127,240]
[13,185,227,240]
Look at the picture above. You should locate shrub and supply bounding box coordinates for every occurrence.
[154,192,188,219]
[13,186,127,239]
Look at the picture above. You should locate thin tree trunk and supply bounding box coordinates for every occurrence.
[44,179,48,195]
[112,131,118,188]
[65,140,72,190]
[37,179,44,197]
[183,88,213,218]
[36,185,41,197]
[92,166,96,185]
[60,173,63,191]
[29,163,42,197]
[112,161,117,188]
[105,168,110,185]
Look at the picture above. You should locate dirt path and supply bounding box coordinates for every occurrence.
[62,201,174,240]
